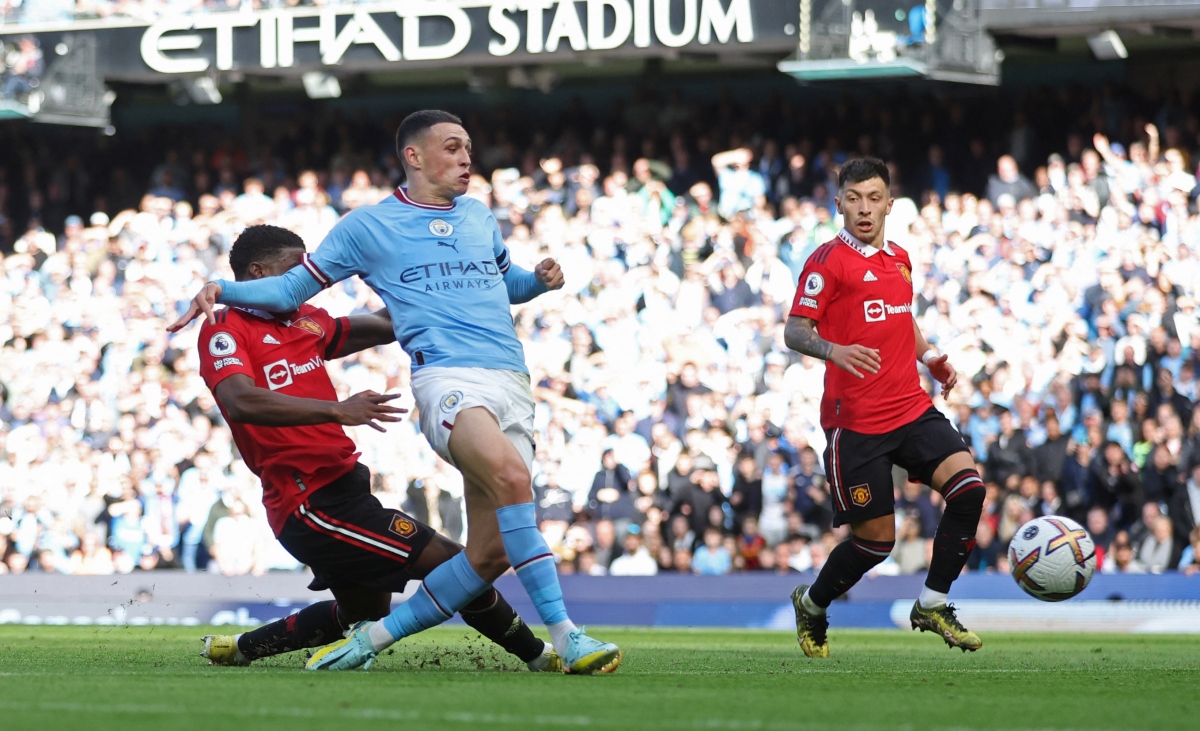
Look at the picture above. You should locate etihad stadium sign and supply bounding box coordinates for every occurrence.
[3,0,799,81]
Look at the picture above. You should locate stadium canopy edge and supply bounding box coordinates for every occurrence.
[777,57,928,82]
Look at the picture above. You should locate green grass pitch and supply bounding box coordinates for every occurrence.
[1,626,1196,731]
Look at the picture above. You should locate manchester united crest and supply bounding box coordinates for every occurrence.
[292,317,325,338]
[850,485,872,507]
[389,516,417,538]
[896,263,912,283]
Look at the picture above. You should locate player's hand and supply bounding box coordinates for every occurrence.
[335,390,408,432]
[167,282,224,332]
[925,354,958,397]
[534,258,564,290]
[829,343,881,379]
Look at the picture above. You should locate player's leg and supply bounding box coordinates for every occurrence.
[897,410,984,650]
[793,427,897,658]
[363,370,616,673]
[202,600,341,666]
[357,416,514,654]
[450,406,619,674]
[386,528,555,669]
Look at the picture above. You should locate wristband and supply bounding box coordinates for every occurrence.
[921,350,938,365]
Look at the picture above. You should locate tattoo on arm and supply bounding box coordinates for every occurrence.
[785,317,833,360]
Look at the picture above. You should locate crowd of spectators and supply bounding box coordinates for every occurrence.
[2,81,1200,583]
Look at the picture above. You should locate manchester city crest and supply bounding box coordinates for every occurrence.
[440,390,463,412]
[429,219,454,237]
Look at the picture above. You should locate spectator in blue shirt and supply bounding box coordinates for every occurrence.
[692,527,732,575]
[711,148,765,220]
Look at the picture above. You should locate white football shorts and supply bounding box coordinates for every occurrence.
[410,366,535,473]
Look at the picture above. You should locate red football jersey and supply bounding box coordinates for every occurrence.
[198,305,358,535]
[789,229,932,434]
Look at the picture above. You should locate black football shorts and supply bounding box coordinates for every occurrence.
[823,407,970,527]
[278,463,435,593]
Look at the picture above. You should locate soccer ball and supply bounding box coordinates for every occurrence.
[1007,516,1097,602]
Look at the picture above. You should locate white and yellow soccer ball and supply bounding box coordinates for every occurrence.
[1008,515,1097,602]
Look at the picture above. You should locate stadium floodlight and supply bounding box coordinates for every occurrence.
[302,72,342,100]
[188,76,223,105]
[1088,30,1128,60]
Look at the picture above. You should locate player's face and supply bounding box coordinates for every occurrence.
[835,176,893,246]
[248,247,305,280]
[410,123,473,198]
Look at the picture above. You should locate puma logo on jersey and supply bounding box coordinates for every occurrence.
[863,270,878,282]
[437,241,459,253]
[262,334,281,345]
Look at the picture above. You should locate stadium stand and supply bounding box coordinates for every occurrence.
[1,82,1200,582]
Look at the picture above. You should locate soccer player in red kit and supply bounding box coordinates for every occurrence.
[784,159,984,657]
[195,225,558,671]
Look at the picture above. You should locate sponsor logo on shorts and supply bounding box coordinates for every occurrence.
[799,296,819,309]
[429,219,454,237]
[440,390,463,412]
[292,317,324,338]
[849,484,872,507]
[209,332,237,357]
[213,357,243,370]
[804,272,824,295]
[389,516,417,538]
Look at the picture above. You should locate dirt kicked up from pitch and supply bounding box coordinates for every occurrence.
[0,625,1195,731]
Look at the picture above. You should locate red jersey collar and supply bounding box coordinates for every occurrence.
[837,228,894,257]
[394,187,455,210]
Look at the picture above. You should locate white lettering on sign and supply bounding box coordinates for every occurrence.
[399,6,471,61]
[138,0,758,74]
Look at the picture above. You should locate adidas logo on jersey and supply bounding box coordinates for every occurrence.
[263,334,281,345]
[863,271,878,282]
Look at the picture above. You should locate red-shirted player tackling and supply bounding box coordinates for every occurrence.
[784,159,986,657]
[193,225,557,671]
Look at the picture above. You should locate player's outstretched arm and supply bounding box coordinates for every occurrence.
[784,315,881,379]
[218,265,323,313]
[166,267,323,332]
[332,310,395,359]
[214,374,405,432]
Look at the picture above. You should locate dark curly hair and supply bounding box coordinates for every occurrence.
[228,225,306,281]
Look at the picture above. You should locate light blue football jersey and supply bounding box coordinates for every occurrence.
[219,188,543,374]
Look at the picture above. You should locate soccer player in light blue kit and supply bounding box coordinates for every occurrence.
[169,110,621,674]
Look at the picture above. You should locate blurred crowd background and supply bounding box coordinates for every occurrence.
[2,81,1200,581]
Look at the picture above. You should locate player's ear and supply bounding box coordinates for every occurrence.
[886,197,894,214]
[404,144,421,170]
[834,196,842,214]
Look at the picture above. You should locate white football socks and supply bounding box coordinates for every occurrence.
[367,621,396,652]
[918,587,948,610]
[231,634,250,664]
[525,641,555,671]
[548,620,578,655]
[800,589,826,616]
